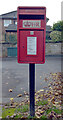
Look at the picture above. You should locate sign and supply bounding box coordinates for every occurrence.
[23,20,41,28]
[27,37,37,55]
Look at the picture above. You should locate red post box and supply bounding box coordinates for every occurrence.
[17,7,46,64]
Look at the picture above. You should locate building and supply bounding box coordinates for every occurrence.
[0,11,17,43]
[0,10,51,57]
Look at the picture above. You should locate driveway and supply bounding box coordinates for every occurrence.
[0,56,61,103]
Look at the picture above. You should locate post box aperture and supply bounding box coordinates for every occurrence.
[17,7,46,64]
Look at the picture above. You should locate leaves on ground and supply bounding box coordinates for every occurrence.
[2,72,62,119]
[17,94,22,97]
[9,89,13,92]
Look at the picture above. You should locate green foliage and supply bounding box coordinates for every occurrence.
[50,31,61,42]
[28,115,37,119]
[2,105,29,118]
[14,114,22,118]
[46,39,50,43]
[2,104,62,119]
[46,108,52,114]
[53,108,62,114]
[2,107,15,118]
[46,108,62,115]
[6,34,17,45]
[46,33,51,40]
[40,115,48,120]
[16,104,29,113]
[53,21,63,31]
[36,100,48,106]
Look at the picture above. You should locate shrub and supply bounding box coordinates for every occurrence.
[5,34,17,45]
[50,31,61,42]
[46,33,51,40]
[9,34,17,44]
[52,21,63,31]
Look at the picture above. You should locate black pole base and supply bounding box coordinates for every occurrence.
[29,63,35,117]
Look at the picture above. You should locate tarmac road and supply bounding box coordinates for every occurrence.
[1,56,62,103]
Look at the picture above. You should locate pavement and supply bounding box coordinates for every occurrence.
[0,56,62,103]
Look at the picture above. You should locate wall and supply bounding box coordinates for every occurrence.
[1,43,61,58]
[2,43,17,57]
[46,43,61,55]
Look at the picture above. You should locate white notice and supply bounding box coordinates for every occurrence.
[27,37,37,55]
[23,20,41,28]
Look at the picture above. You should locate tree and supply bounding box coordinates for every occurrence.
[9,34,17,44]
[50,31,61,43]
[5,34,17,45]
[52,21,63,31]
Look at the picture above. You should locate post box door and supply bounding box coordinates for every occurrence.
[19,30,44,63]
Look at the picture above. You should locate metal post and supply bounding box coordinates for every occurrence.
[29,63,35,117]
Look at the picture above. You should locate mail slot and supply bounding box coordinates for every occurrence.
[17,7,46,64]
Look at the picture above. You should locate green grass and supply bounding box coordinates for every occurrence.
[46,108,52,114]
[46,108,62,114]
[40,115,48,120]
[28,115,37,119]
[2,107,16,118]
[14,114,22,118]
[28,115,48,120]
[53,108,62,114]
[2,104,29,118]
[2,103,62,119]
[36,100,48,106]
[16,104,29,113]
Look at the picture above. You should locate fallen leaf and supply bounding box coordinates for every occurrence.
[40,110,44,114]
[9,89,12,92]
[55,93,58,96]
[44,77,48,82]
[17,94,22,97]
[10,98,14,101]
[24,91,28,95]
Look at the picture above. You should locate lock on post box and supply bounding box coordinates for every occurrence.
[17,7,46,64]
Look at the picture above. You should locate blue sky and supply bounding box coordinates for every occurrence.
[0,0,62,26]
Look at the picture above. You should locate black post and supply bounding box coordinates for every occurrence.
[29,63,35,117]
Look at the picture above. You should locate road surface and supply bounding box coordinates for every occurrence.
[0,56,62,103]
